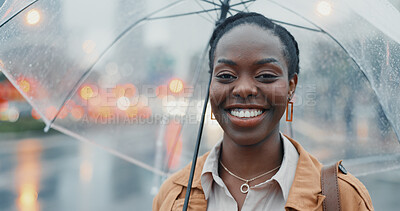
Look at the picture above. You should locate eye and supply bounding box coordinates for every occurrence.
[216,73,237,80]
[255,73,278,82]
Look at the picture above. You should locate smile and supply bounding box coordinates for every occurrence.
[229,109,264,118]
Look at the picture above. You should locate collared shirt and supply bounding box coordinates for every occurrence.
[200,133,300,211]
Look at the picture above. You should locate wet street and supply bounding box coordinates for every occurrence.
[0,131,155,211]
[0,131,399,210]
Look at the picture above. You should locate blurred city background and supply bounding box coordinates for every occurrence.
[1,0,400,210]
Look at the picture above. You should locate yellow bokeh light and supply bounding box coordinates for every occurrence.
[19,80,31,93]
[169,79,184,94]
[18,185,38,206]
[26,9,41,25]
[80,86,94,100]
[316,1,332,16]
[82,40,96,54]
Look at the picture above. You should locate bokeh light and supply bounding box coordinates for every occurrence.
[26,9,41,25]
[82,40,96,54]
[117,96,130,111]
[316,1,332,16]
[80,85,94,100]
[156,85,168,98]
[169,79,184,94]
[18,79,31,93]
[70,106,84,120]
[123,84,136,97]
[125,106,138,118]
[31,109,41,120]
[7,107,19,122]
[112,85,125,98]
[58,107,68,119]
[18,185,38,209]
[45,106,57,120]
[0,100,9,112]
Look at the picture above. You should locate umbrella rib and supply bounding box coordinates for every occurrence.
[146,8,220,20]
[267,0,326,33]
[46,0,186,130]
[199,0,221,7]
[214,1,220,20]
[270,19,323,33]
[227,7,323,33]
[0,0,39,28]
[230,0,256,8]
[265,0,372,82]
[194,0,217,23]
[240,0,250,12]
[51,124,168,176]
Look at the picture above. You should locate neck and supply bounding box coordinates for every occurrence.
[220,129,283,179]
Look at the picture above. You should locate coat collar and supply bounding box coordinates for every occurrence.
[172,152,209,190]
[172,135,325,210]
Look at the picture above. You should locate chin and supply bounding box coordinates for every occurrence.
[223,127,275,147]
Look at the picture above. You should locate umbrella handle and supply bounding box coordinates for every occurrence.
[182,71,212,211]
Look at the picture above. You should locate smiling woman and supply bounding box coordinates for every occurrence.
[153,12,373,211]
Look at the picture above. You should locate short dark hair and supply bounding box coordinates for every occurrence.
[209,12,300,79]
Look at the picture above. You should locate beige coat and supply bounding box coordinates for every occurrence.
[153,136,374,211]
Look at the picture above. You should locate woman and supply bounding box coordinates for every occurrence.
[153,12,373,211]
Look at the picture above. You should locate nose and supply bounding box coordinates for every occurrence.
[232,77,258,99]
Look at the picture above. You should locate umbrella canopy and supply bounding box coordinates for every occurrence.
[1,0,400,207]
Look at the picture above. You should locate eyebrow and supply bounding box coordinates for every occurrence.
[217,58,237,66]
[254,58,279,65]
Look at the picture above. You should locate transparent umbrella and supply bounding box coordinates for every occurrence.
[0,0,399,209]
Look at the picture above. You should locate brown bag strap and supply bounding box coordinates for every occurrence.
[321,161,341,211]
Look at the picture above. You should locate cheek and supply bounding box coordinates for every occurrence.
[209,81,228,106]
[263,81,289,106]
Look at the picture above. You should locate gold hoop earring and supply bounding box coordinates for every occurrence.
[286,101,293,122]
[211,108,216,120]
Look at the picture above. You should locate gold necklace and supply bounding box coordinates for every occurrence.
[219,161,281,194]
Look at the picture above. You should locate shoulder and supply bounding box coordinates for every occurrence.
[152,170,185,211]
[337,170,374,210]
[153,152,210,210]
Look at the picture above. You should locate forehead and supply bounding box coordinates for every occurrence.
[214,24,286,63]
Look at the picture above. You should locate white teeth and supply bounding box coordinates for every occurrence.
[230,109,264,118]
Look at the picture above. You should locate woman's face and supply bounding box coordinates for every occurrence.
[210,24,297,146]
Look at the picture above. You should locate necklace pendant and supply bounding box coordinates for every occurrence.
[240,183,250,194]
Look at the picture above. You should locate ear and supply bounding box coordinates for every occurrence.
[289,73,298,98]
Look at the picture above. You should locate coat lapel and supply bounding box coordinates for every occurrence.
[284,135,326,211]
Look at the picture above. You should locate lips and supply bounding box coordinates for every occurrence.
[229,108,264,118]
[224,104,268,127]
